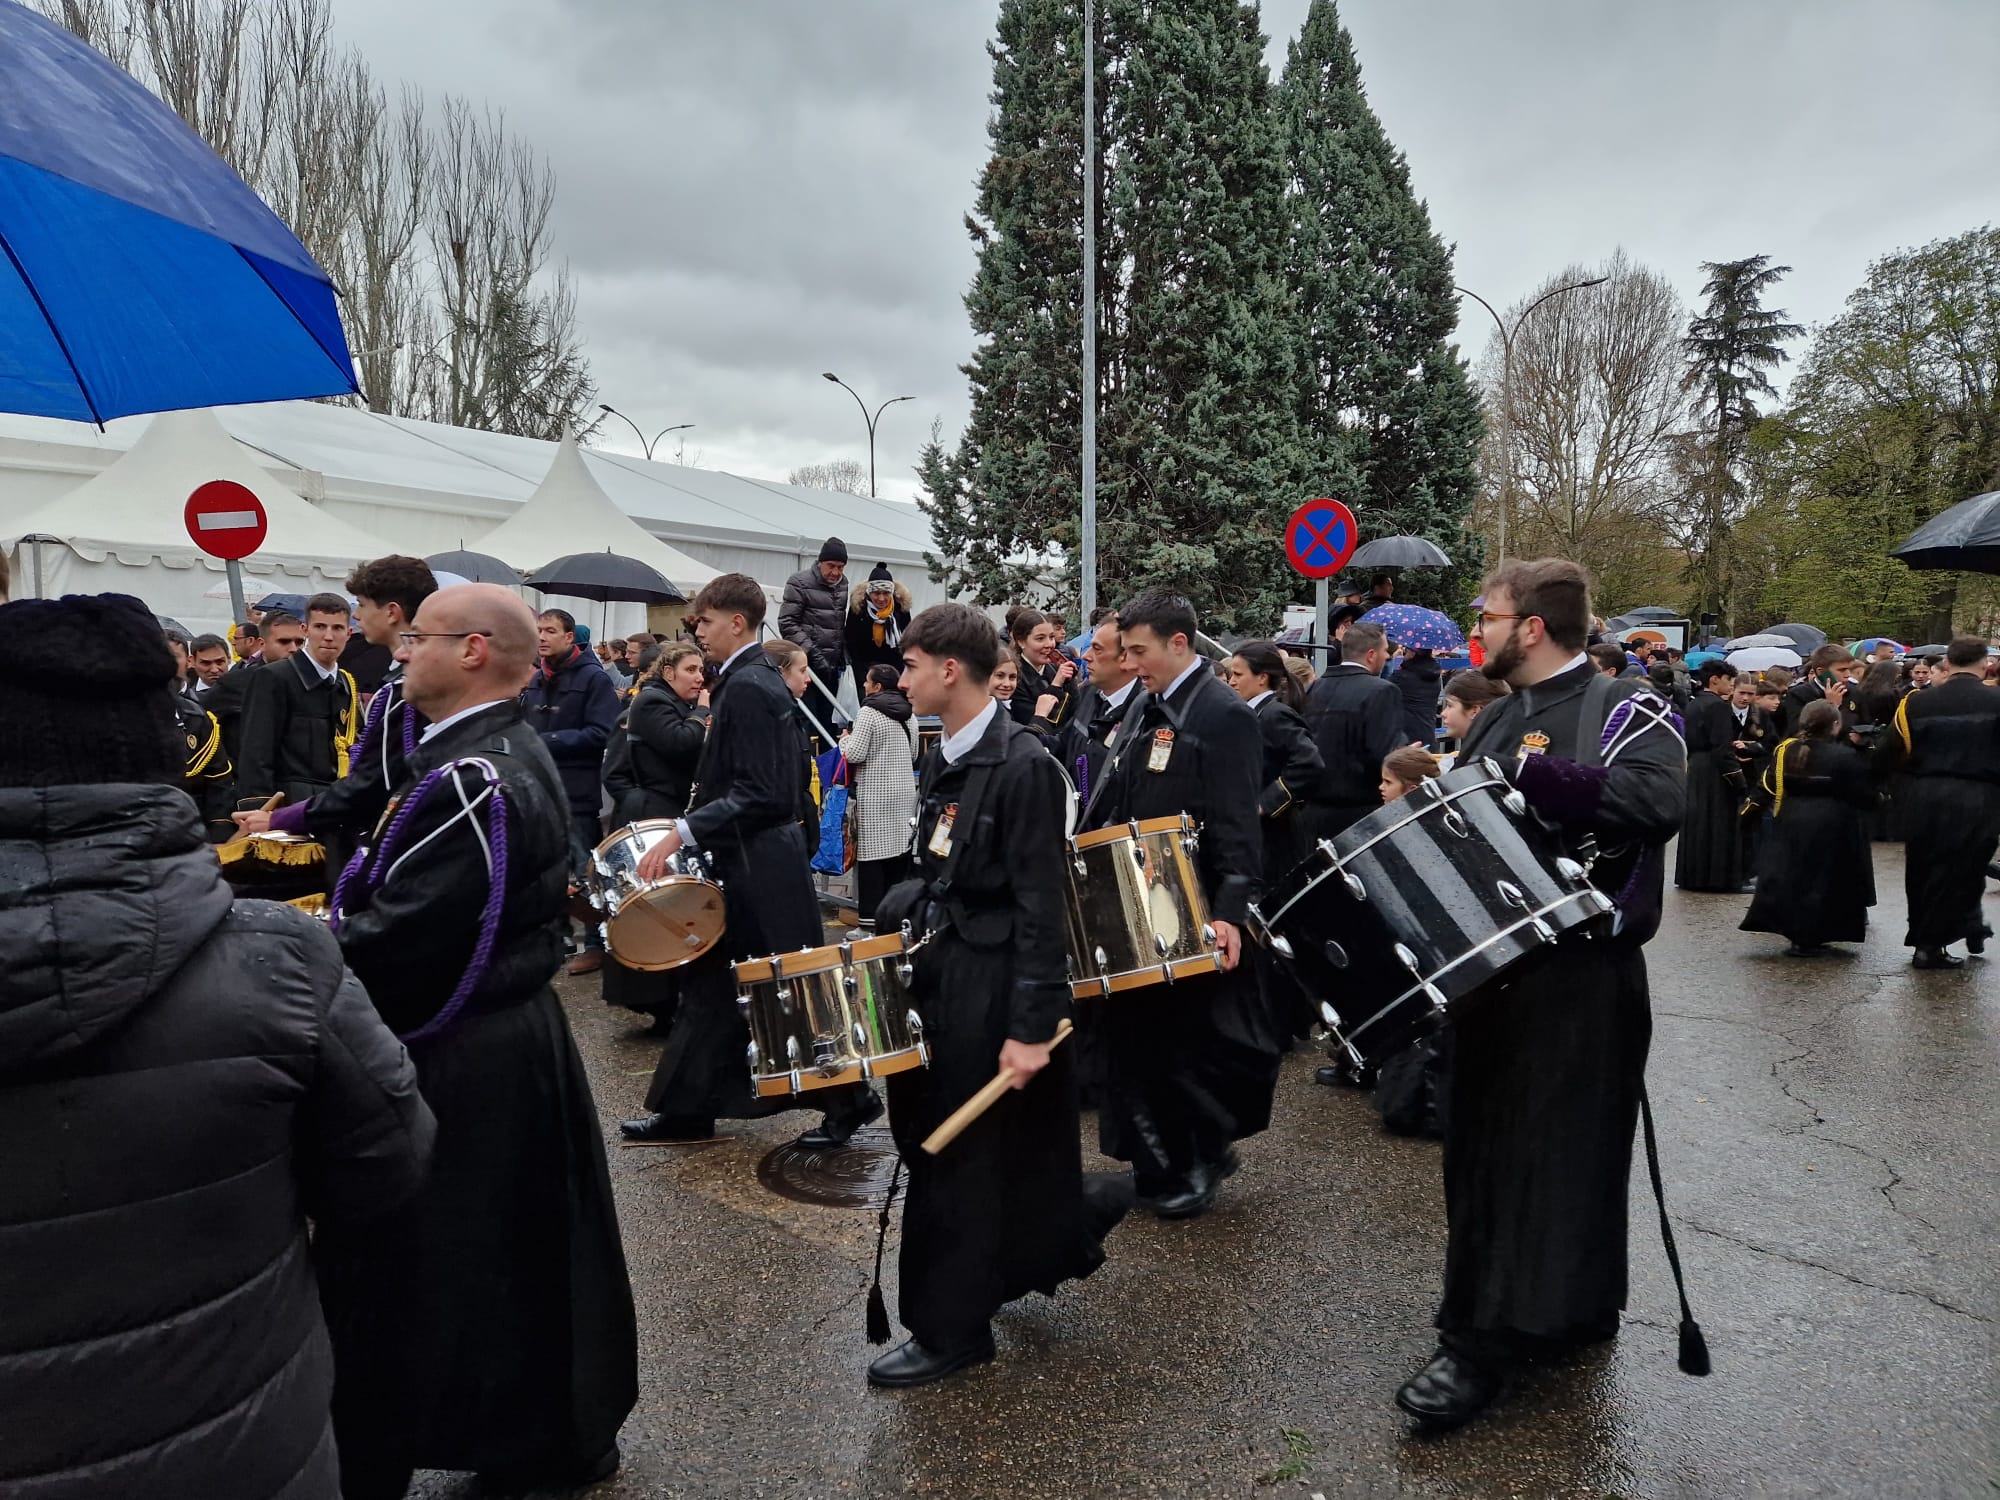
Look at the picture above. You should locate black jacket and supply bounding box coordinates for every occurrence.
[1252,694,1324,822]
[206,657,260,763]
[1303,661,1407,818]
[0,784,433,1499]
[1392,653,1442,748]
[622,677,709,823]
[1882,671,2000,783]
[235,652,360,806]
[779,563,848,681]
[172,681,235,839]
[300,665,419,844]
[522,645,622,817]
[1010,654,1082,741]
[843,580,914,690]
[1056,680,1141,808]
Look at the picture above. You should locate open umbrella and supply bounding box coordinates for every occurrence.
[1685,650,1727,667]
[1766,622,1827,650]
[1348,535,1451,570]
[1726,632,1796,650]
[1726,645,1802,672]
[251,592,310,620]
[1359,602,1466,652]
[526,550,684,605]
[1906,643,1952,658]
[0,5,358,422]
[1852,637,1904,656]
[1624,605,1682,621]
[1891,491,2000,574]
[426,549,524,587]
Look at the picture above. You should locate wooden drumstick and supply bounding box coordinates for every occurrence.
[919,1019,1074,1156]
[224,792,284,845]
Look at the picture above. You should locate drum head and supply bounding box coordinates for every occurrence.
[606,878,727,971]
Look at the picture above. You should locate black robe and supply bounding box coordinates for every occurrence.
[1251,692,1325,884]
[295,666,420,878]
[1055,680,1140,812]
[1081,666,1277,1191]
[1300,661,1406,837]
[887,705,1105,1350]
[316,700,636,1486]
[643,650,861,1121]
[1674,691,1747,892]
[1742,739,1877,946]
[1445,662,1685,1355]
[1879,674,2000,949]
[234,651,360,807]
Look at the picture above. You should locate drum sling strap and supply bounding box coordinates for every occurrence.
[1574,671,1710,1377]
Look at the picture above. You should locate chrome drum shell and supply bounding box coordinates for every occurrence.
[1062,814,1223,1000]
[735,933,929,1098]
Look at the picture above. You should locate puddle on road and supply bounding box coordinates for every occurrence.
[756,1125,901,1209]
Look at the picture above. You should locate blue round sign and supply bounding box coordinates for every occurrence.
[1284,499,1358,580]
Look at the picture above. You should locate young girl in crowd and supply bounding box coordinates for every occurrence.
[1434,670,1512,772]
[1005,607,1078,731]
[1378,744,1441,805]
[989,651,1019,707]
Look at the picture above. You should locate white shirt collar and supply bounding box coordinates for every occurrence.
[941,698,998,764]
[720,639,762,675]
[1160,655,1206,704]
[420,699,504,744]
[299,652,338,683]
[1103,678,1137,709]
[1247,690,1274,709]
[1557,652,1591,678]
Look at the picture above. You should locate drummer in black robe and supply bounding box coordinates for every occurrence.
[620,573,874,1145]
[862,603,1114,1387]
[1674,659,1749,892]
[1741,700,1877,953]
[315,583,637,1496]
[1399,558,1687,1430]
[1876,637,2000,968]
[1081,591,1274,1220]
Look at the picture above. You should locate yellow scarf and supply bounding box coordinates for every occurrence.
[869,593,899,648]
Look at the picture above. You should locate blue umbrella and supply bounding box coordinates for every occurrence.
[1852,636,1904,656]
[1363,602,1466,652]
[0,4,358,422]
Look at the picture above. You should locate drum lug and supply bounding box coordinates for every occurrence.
[1555,857,1589,884]
[1441,808,1470,838]
[776,983,795,1014]
[1342,871,1366,901]
[1154,933,1170,957]
[1393,942,1422,974]
[1319,1000,1342,1029]
[1180,834,1199,856]
[746,1040,760,1071]
[1073,856,1088,878]
[1093,945,1109,971]
[905,1008,925,1039]
[1322,939,1348,969]
[1271,934,1294,960]
[1501,789,1528,817]
[897,962,914,983]
[853,1021,870,1050]
[786,1035,802,1066]
[1200,924,1215,947]
[1497,879,1557,942]
[843,972,859,994]
[1590,890,1615,913]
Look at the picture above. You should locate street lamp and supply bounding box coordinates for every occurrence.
[1456,276,1609,560]
[597,404,694,461]
[821,372,913,498]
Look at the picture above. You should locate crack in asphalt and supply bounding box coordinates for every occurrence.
[1683,1219,1990,1324]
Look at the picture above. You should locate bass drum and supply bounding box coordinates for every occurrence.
[1250,760,1612,1069]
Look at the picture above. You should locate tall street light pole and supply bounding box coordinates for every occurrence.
[598,404,693,461]
[1080,0,1098,622]
[1455,276,1608,561]
[822,373,913,498]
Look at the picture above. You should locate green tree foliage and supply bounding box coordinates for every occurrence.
[1750,228,2000,639]
[1276,0,1484,612]
[1679,256,1803,628]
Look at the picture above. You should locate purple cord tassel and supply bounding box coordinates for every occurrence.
[348,683,392,766]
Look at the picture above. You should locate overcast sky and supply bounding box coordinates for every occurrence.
[326,0,2000,505]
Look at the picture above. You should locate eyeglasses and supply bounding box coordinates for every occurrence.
[397,631,489,647]
[1476,611,1525,625]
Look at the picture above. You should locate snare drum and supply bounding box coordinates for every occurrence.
[735,933,929,1097]
[589,821,727,971]
[1063,814,1223,999]
[1250,760,1612,1069]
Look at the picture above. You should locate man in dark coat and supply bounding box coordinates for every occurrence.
[1057,611,1141,809]
[1302,620,1408,836]
[0,591,434,1500]
[524,606,622,974]
[622,573,874,1146]
[206,613,293,762]
[864,602,1116,1388]
[1880,636,2000,968]
[844,562,913,693]
[1397,558,1687,1430]
[1674,659,1750,892]
[1081,591,1274,1219]
[317,583,638,1497]
[235,594,360,809]
[780,536,849,745]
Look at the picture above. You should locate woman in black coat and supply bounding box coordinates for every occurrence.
[1742,700,1878,953]
[623,643,710,822]
[1006,607,1080,740]
[1391,647,1443,749]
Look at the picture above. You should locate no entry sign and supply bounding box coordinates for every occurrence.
[184,480,267,561]
[1284,499,1358,580]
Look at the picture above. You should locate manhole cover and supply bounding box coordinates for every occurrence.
[756,1125,901,1209]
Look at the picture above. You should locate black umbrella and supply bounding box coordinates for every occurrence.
[1624,605,1681,621]
[1907,643,1952,658]
[525,550,684,605]
[426,548,524,587]
[1766,621,1827,650]
[1891,491,2000,574]
[1348,535,1451,570]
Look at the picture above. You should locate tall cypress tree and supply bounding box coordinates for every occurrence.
[1277,0,1484,610]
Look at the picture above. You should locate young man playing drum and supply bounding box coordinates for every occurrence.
[620,572,876,1148]
[1079,591,1275,1220]
[1400,558,1690,1429]
[869,602,1113,1387]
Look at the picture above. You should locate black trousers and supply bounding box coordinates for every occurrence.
[856,852,912,923]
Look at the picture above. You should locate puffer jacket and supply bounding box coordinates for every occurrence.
[779,563,847,681]
[0,784,435,1500]
[843,580,913,690]
[522,644,622,816]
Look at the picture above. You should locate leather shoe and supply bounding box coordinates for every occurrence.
[1395,1349,1505,1428]
[565,951,604,976]
[794,1089,884,1149]
[1913,947,1965,970]
[1147,1163,1218,1220]
[1784,942,1828,957]
[619,1113,714,1143]
[866,1333,995,1388]
[1314,1061,1375,1089]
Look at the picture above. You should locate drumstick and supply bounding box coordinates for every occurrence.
[920,1020,1074,1156]
[224,793,284,845]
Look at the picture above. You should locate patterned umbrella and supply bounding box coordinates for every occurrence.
[1362,603,1466,652]
[1853,637,1904,656]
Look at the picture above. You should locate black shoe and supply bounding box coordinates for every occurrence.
[1913,947,1965,971]
[1395,1349,1505,1429]
[795,1089,884,1150]
[1217,1146,1241,1179]
[1784,942,1828,957]
[619,1112,715,1143]
[866,1333,995,1388]
[1148,1163,1219,1221]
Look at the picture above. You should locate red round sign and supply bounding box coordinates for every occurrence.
[1284,499,1358,580]
[184,480,268,561]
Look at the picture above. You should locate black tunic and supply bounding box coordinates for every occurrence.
[888,705,1105,1350]
[317,700,637,1484]
[1741,740,1876,946]
[1445,662,1685,1354]
[1300,662,1407,837]
[1879,674,2000,949]
[294,666,420,878]
[234,652,360,807]
[1081,666,1277,1190]
[1674,691,1747,892]
[604,682,709,1016]
[170,683,235,840]
[1251,693,1325,883]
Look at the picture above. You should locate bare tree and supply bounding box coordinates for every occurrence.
[788,459,870,495]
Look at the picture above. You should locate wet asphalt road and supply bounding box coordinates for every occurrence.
[414,843,1998,1499]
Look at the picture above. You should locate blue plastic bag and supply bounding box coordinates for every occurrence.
[812,758,852,874]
